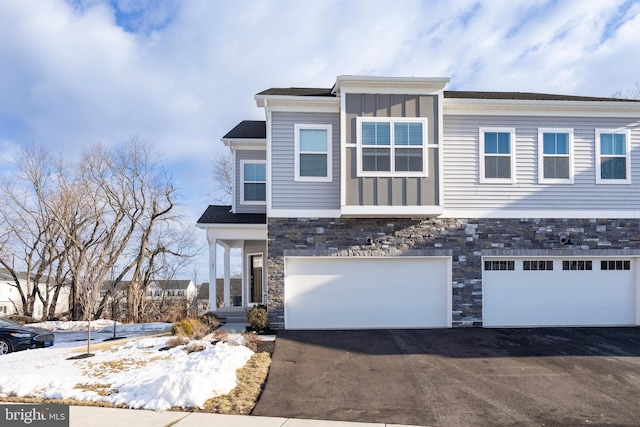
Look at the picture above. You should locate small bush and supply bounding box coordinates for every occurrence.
[171,319,194,337]
[212,329,229,342]
[247,305,268,332]
[241,332,261,352]
[200,312,221,330]
[171,318,210,338]
[166,336,189,348]
[185,342,206,354]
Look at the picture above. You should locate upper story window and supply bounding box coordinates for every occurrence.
[241,160,266,204]
[538,128,574,184]
[479,127,516,183]
[596,129,631,184]
[294,124,332,182]
[356,117,428,177]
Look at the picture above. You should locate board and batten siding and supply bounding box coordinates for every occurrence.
[344,93,440,206]
[235,150,267,214]
[442,115,640,211]
[271,111,340,210]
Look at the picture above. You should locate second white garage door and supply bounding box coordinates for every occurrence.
[483,258,637,327]
[284,257,451,329]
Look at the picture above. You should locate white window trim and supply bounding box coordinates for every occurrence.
[356,116,429,177]
[294,124,333,182]
[538,128,574,184]
[479,127,517,184]
[595,129,631,184]
[240,160,267,205]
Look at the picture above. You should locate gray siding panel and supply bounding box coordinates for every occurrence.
[235,150,267,214]
[271,112,340,210]
[443,115,640,211]
[344,93,440,207]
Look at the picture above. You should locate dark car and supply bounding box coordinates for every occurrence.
[0,318,55,355]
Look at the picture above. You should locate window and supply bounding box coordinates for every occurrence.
[295,124,332,182]
[601,260,631,270]
[480,128,516,183]
[241,160,266,204]
[356,117,428,176]
[538,128,573,183]
[484,260,515,271]
[562,260,592,271]
[523,260,554,271]
[596,130,631,184]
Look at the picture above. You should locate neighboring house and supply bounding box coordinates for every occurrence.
[101,279,197,302]
[197,75,640,330]
[195,278,243,315]
[0,269,70,318]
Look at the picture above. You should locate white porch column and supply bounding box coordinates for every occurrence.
[220,242,231,307]
[207,235,217,311]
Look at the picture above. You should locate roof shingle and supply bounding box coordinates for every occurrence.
[197,205,266,225]
[222,120,266,139]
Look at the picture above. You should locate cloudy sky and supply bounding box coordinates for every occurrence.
[1,0,640,278]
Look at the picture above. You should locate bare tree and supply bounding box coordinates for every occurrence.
[211,151,233,204]
[1,138,198,327]
[0,145,68,319]
[612,81,640,100]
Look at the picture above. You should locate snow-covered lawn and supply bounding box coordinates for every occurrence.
[0,322,255,411]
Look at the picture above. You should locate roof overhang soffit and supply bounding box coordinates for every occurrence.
[334,75,450,95]
[255,95,340,113]
[444,98,640,117]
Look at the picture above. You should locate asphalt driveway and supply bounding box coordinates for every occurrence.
[252,327,640,426]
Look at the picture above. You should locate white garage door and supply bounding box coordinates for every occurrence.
[483,258,636,327]
[284,257,450,329]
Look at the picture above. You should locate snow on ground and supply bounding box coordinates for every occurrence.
[0,322,254,410]
[31,321,174,348]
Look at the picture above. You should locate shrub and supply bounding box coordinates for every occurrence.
[185,342,206,354]
[171,318,210,339]
[199,312,221,330]
[241,332,261,352]
[171,319,194,337]
[247,305,268,332]
[211,329,229,342]
[166,336,189,348]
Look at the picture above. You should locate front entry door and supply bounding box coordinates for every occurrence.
[250,255,263,304]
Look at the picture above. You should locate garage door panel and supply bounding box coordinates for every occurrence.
[285,257,449,329]
[483,258,635,327]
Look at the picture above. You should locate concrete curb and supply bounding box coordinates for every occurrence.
[69,406,425,427]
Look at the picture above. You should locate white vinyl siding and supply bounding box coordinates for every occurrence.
[271,112,340,211]
[443,115,640,212]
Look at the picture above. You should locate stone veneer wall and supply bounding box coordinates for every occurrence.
[267,217,640,328]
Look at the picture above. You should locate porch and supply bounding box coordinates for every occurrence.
[196,205,267,317]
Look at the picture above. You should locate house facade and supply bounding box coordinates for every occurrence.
[198,75,640,329]
[0,269,70,319]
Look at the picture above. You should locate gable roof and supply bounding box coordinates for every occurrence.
[155,280,193,290]
[256,87,335,97]
[197,205,267,225]
[223,120,266,139]
[254,86,638,103]
[444,91,639,102]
